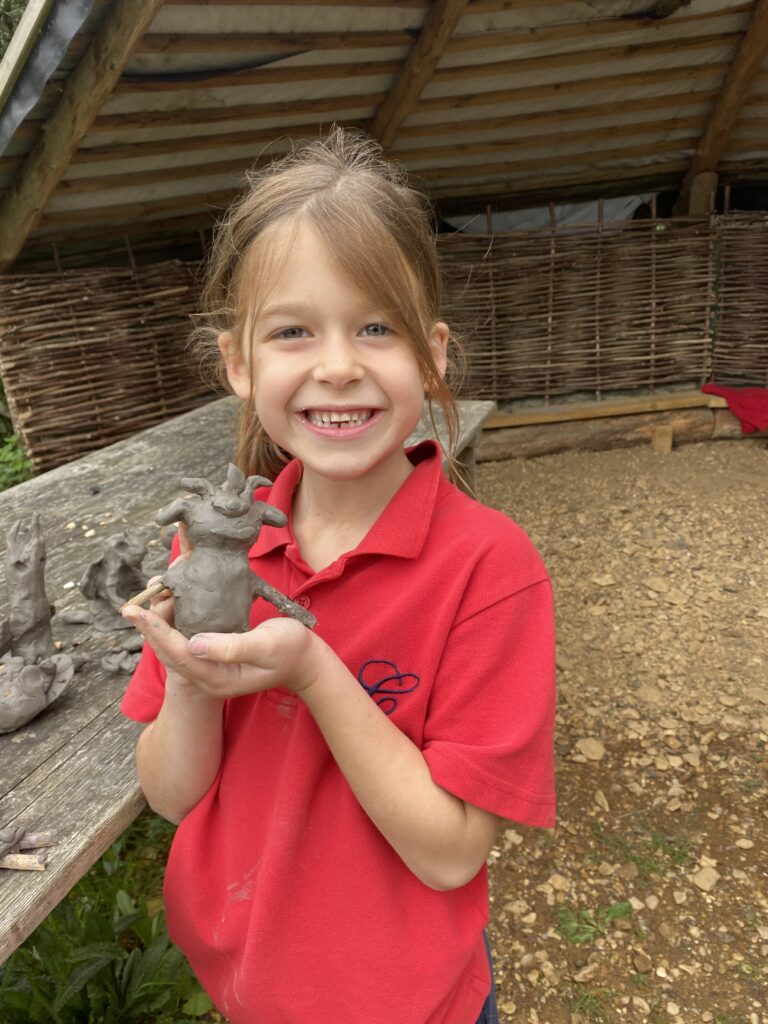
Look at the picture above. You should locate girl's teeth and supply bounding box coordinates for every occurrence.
[307,410,372,428]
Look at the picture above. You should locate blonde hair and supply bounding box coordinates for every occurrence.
[191,127,462,481]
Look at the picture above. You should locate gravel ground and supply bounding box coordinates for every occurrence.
[476,437,768,1024]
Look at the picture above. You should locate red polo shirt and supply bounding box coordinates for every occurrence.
[121,441,556,1024]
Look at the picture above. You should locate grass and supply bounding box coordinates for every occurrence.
[556,901,632,945]
[567,985,616,1023]
[590,822,692,880]
[0,811,222,1024]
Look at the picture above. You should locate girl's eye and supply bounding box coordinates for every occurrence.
[360,323,391,337]
[275,326,308,340]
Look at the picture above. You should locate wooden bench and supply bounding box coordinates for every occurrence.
[0,395,494,963]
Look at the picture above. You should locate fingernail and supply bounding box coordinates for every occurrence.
[189,635,209,656]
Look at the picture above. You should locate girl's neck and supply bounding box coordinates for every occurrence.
[291,452,413,572]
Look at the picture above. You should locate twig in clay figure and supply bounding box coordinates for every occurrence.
[151,464,316,637]
[79,532,148,631]
[0,516,76,734]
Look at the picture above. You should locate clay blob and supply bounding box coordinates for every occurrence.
[79,532,147,631]
[156,464,316,638]
[0,515,76,734]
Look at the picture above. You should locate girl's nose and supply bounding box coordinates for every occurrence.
[311,333,364,387]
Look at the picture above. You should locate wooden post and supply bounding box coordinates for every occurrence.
[687,171,718,216]
[370,0,469,150]
[674,0,768,215]
[0,0,166,271]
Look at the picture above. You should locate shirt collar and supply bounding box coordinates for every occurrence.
[249,440,444,562]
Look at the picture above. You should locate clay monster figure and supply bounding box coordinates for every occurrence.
[156,464,316,638]
[0,516,76,734]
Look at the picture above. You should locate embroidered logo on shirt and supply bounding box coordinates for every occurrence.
[357,659,420,715]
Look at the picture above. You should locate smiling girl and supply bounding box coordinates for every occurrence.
[120,128,556,1024]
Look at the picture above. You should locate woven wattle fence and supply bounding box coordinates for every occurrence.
[0,215,766,472]
[439,217,716,402]
[710,215,768,386]
[0,260,213,472]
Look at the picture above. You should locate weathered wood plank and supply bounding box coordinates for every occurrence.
[0,710,146,964]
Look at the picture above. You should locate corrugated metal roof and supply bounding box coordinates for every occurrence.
[1,0,767,268]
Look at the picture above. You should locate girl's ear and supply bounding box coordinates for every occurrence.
[218,331,250,401]
[429,322,450,379]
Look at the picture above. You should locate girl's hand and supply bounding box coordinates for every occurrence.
[121,603,325,700]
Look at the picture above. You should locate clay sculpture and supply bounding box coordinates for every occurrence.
[79,531,148,631]
[4,516,56,663]
[155,464,316,637]
[0,516,76,734]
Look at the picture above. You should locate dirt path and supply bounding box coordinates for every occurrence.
[477,437,768,1024]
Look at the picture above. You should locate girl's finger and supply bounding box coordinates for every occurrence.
[122,605,191,670]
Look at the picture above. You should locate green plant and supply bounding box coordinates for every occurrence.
[0,433,34,489]
[557,902,632,945]
[567,985,616,1023]
[0,0,27,57]
[590,823,691,880]
[0,812,219,1023]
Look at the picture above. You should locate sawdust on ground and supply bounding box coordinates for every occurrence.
[477,437,768,1024]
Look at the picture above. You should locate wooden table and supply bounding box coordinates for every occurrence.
[0,395,494,964]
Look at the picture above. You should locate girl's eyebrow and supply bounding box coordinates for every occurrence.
[260,300,385,319]
[259,302,312,320]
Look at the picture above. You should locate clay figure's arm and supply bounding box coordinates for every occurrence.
[256,502,287,529]
[155,498,192,529]
[252,576,316,629]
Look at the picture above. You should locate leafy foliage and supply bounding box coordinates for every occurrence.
[0,812,220,1023]
[0,432,34,489]
[0,377,34,489]
[556,901,632,945]
[0,0,27,58]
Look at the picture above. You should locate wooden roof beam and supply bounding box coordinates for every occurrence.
[675,0,768,214]
[0,0,165,272]
[370,0,470,150]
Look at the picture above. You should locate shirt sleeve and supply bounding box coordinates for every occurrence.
[422,578,556,828]
[119,533,181,723]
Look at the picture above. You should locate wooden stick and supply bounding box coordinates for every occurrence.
[0,852,47,872]
[122,580,170,609]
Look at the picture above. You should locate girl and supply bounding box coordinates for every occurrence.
[120,128,556,1024]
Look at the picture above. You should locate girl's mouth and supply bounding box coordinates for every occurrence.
[302,409,375,429]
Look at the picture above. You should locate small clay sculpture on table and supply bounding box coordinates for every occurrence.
[0,516,76,734]
[0,825,59,871]
[149,464,316,637]
[79,532,148,631]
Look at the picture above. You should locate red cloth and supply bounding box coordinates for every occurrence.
[121,441,556,1024]
[702,384,768,434]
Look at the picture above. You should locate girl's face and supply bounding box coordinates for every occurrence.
[220,222,448,490]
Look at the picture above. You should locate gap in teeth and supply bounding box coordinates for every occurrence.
[307,410,372,427]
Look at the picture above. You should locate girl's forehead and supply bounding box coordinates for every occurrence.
[254,222,378,307]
